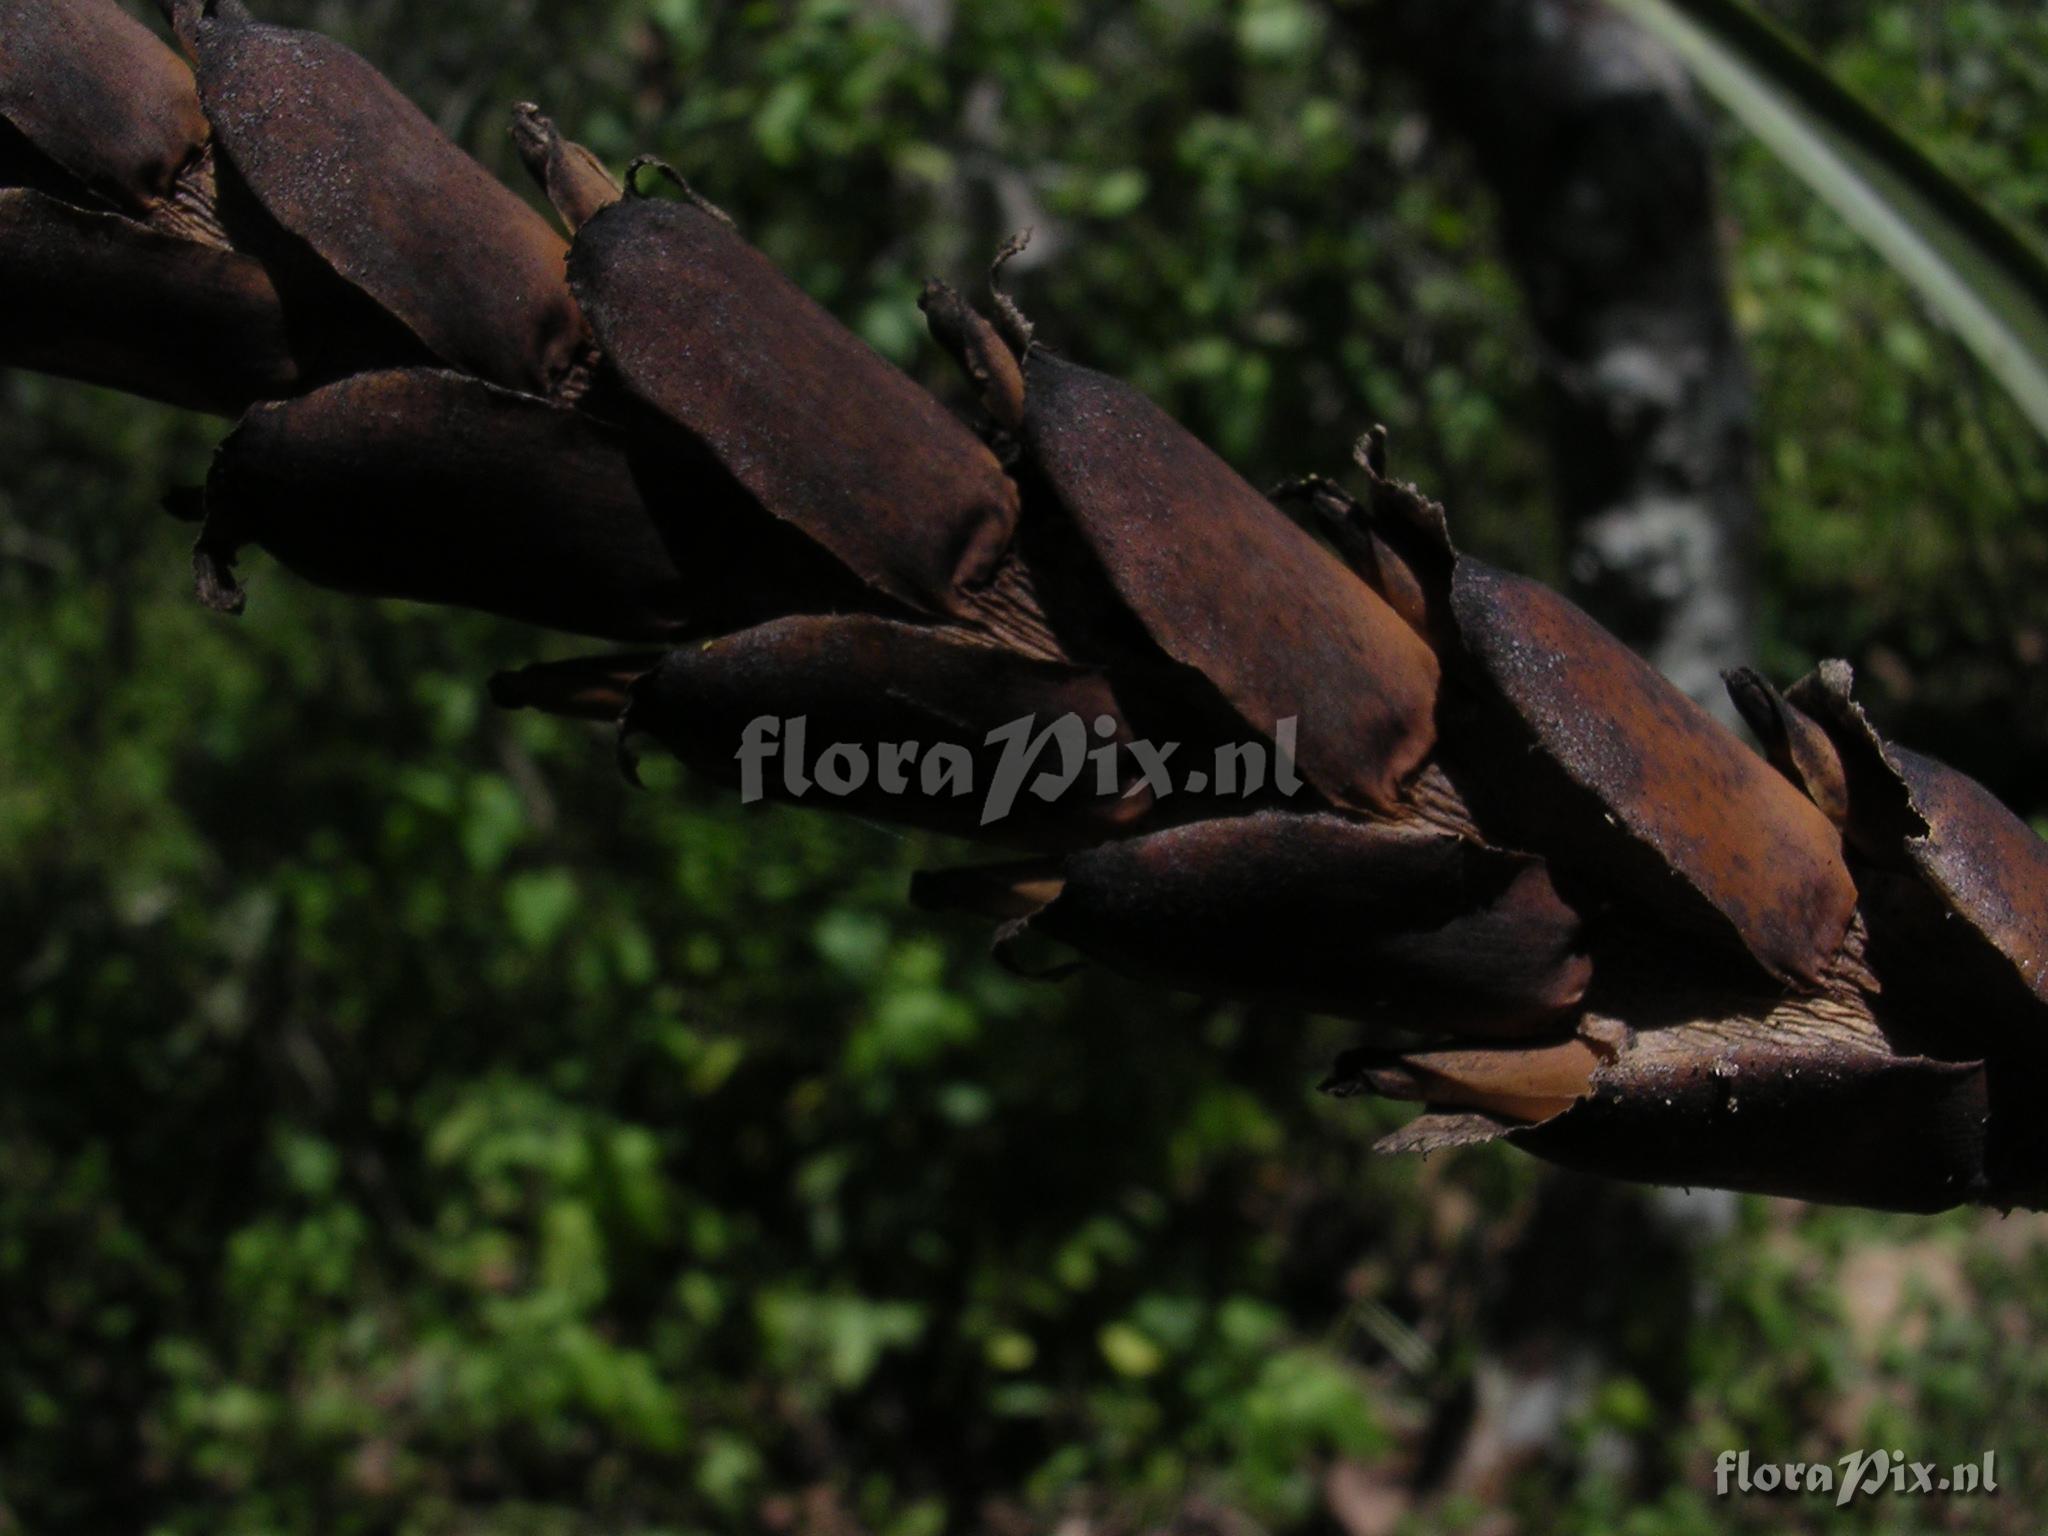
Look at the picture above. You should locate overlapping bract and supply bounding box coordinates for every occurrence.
[6,0,2046,1210]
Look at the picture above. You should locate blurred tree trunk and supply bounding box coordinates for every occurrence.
[1366,0,1759,717]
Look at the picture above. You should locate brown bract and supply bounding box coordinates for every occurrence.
[0,0,207,221]
[941,811,1590,1034]
[619,614,1150,850]
[568,195,1021,623]
[1337,953,2015,1211]
[0,187,297,414]
[1787,662,2048,1008]
[1019,350,1440,813]
[175,0,586,396]
[1892,749,2048,1003]
[1511,1026,1991,1212]
[196,368,696,639]
[1450,560,1857,987]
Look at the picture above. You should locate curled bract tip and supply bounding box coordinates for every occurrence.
[989,229,1036,354]
[621,154,665,197]
[509,102,549,152]
[623,155,733,226]
[1352,425,1390,478]
[991,226,1034,274]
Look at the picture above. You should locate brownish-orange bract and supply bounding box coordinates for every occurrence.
[196,369,698,639]
[0,0,208,223]
[924,810,1591,1034]
[569,193,1021,624]
[170,0,587,396]
[617,614,1151,850]
[1018,349,1440,814]
[1333,1038,1601,1125]
[1449,559,1857,986]
[0,188,298,414]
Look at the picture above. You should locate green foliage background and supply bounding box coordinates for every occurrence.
[4,1,2048,1531]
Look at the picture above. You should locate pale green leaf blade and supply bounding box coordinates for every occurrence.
[1608,0,2048,443]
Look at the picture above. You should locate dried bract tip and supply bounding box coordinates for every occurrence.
[1352,425,1389,479]
[1274,473,1433,639]
[511,103,622,233]
[919,279,1026,434]
[1725,666,1851,826]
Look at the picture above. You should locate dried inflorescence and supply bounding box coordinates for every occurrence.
[7,0,2047,1211]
